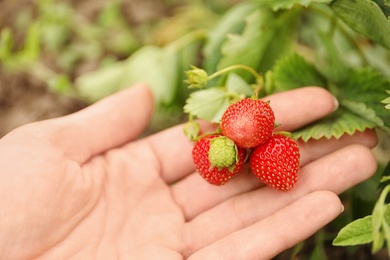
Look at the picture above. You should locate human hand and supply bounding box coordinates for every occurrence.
[0,84,377,259]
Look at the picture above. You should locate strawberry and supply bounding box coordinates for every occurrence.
[249,134,300,191]
[221,98,275,148]
[192,135,246,186]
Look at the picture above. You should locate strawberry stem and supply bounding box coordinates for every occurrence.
[208,64,263,86]
[274,131,293,138]
[192,131,219,142]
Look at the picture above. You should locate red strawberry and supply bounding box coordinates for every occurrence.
[192,135,246,186]
[221,98,275,148]
[249,134,300,191]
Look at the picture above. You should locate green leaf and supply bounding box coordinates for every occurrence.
[331,0,390,50]
[382,90,390,109]
[98,0,125,28]
[217,7,300,83]
[379,161,390,192]
[372,185,390,253]
[48,74,72,95]
[0,27,13,62]
[217,8,276,81]
[257,8,300,74]
[123,45,179,105]
[251,0,332,11]
[313,24,351,84]
[373,0,390,17]
[75,60,128,102]
[203,3,259,74]
[336,67,390,133]
[225,73,254,96]
[183,88,230,122]
[332,215,373,246]
[386,203,390,223]
[271,53,327,91]
[341,100,384,126]
[76,45,179,104]
[293,106,377,141]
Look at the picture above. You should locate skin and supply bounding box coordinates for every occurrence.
[0,84,377,259]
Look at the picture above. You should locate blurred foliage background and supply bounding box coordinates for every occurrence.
[0,0,240,135]
[1,0,390,259]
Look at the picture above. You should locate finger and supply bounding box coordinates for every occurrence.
[148,87,337,183]
[141,124,195,183]
[12,84,154,164]
[172,130,376,220]
[268,86,338,131]
[187,191,342,260]
[182,144,376,253]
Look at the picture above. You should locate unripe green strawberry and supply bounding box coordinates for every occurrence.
[208,136,237,170]
[221,98,275,148]
[249,134,300,192]
[192,135,246,186]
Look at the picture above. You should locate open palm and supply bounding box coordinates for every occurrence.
[0,84,377,259]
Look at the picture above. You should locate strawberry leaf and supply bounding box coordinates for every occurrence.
[217,8,299,82]
[332,215,373,246]
[382,90,390,109]
[257,9,299,74]
[76,45,179,104]
[341,100,384,127]
[331,0,390,50]
[217,8,276,81]
[372,186,390,254]
[183,88,230,122]
[251,0,332,11]
[270,53,327,91]
[293,106,378,141]
[203,3,259,74]
[225,73,254,96]
[336,67,390,134]
[76,60,127,102]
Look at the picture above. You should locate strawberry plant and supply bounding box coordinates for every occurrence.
[183,65,301,191]
[179,0,390,257]
[77,0,388,257]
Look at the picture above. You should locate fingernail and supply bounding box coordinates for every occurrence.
[332,95,339,112]
[340,203,344,213]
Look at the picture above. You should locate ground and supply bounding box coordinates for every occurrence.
[0,0,167,137]
[0,69,86,137]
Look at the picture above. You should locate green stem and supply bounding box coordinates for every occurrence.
[207,64,264,98]
[193,131,220,142]
[207,64,261,82]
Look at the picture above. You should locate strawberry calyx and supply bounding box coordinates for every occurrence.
[274,131,294,139]
[274,122,282,129]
